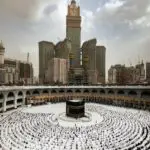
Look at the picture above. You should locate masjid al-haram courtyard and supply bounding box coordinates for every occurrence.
[0,0,150,149]
[0,101,150,150]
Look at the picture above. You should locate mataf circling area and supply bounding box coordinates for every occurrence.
[0,103,150,150]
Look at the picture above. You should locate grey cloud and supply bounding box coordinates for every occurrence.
[94,0,150,28]
[91,0,150,42]
[80,0,99,11]
[82,0,150,75]
[0,0,41,20]
[0,0,63,76]
[43,4,58,16]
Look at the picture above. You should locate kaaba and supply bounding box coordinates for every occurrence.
[66,100,85,118]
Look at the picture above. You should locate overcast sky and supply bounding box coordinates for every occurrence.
[0,0,150,77]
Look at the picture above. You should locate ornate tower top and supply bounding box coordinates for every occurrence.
[68,0,80,17]
[71,0,76,4]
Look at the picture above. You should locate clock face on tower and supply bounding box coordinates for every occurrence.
[70,8,77,16]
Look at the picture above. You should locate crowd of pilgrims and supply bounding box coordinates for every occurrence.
[0,104,150,150]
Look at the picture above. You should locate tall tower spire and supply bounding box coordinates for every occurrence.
[71,0,76,4]
[66,0,81,68]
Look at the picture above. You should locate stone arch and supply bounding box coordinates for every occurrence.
[42,90,49,94]
[17,91,23,103]
[18,91,23,96]
[59,89,65,93]
[141,91,150,98]
[0,93,3,108]
[75,89,81,93]
[7,92,14,97]
[51,89,57,93]
[92,89,97,93]
[0,93,4,99]
[32,90,40,95]
[67,89,73,93]
[7,92,15,106]
[128,91,137,96]
[108,90,115,94]
[117,90,125,95]
[83,89,89,93]
[26,91,31,96]
[100,89,105,94]
[25,91,31,105]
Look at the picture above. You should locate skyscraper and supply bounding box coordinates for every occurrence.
[146,62,150,83]
[66,0,81,68]
[55,38,71,60]
[39,41,55,84]
[38,0,106,85]
[96,46,106,84]
[82,39,97,84]
[46,58,68,85]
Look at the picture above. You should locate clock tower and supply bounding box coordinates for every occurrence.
[66,0,81,68]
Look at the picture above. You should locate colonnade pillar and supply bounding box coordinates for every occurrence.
[2,94,7,112]
[14,92,18,109]
[124,91,128,96]
[137,91,141,98]
[114,90,118,96]
[23,92,26,106]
